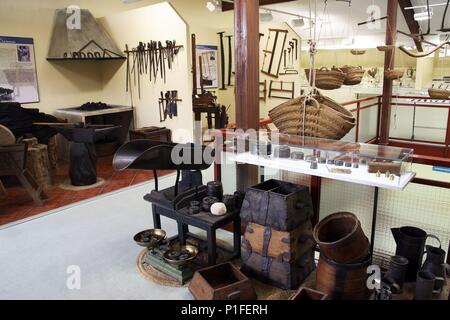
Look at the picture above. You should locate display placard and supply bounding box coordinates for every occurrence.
[196,45,218,89]
[0,36,40,104]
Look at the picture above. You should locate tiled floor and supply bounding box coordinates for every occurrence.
[0,156,173,226]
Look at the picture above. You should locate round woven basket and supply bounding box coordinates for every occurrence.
[350,49,366,55]
[385,69,404,80]
[268,94,356,140]
[428,88,450,99]
[305,67,346,90]
[341,66,365,86]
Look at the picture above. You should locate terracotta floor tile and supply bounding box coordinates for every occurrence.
[0,156,172,226]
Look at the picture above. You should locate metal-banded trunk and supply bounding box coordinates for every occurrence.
[240,179,313,232]
[243,221,314,263]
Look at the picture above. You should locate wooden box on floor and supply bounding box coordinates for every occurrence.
[241,249,316,290]
[290,287,328,300]
[189,262,257,300]
[243,221,314,263]
[129,127,172,143]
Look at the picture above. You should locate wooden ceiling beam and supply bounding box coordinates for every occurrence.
[398,0,424,52]
[222,0,296,12]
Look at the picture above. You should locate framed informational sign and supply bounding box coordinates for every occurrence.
[0,36,40,104]
[196,45,218,89]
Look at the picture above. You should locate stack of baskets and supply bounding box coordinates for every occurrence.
[428,88,450,99]
[305,67,346,90]
[340,66,366,86]
[268,93,356,141]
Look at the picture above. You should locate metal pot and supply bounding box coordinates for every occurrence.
[422,243,447,293]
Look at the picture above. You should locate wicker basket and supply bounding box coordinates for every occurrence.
[377,45,395,52]
[268,94,356,140]
[340,66,366,86]
[350,49,366,55]
[305,67,346,90]
[384,69,404,80]
[428,88,450,99]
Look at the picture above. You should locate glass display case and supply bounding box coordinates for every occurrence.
[223,130,415,191]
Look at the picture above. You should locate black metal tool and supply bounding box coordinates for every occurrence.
[125,44,130,92]
[172,90,178,117]
[165,91,171,119]
[226,35,233,86]
[293,38,298,61]
[217,32,226,90]
[160,91,166,123]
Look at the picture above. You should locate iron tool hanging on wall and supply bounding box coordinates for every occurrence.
[261,29,288,78]
[217,32,226,90]
[226,35,233,87]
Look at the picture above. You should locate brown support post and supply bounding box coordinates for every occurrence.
[380,0,398,145]
[377,96,382,143]
[235,0,260,191]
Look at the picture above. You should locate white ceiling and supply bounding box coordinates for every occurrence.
[263,0,450,49]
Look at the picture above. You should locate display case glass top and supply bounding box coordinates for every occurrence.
[223,130,415,191]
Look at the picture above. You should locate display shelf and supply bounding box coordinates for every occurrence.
[226,152,416,191]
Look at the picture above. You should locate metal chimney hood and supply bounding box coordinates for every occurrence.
[47,8,125,61]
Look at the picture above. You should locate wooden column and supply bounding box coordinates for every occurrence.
[380,0,398,145]
[235,0,260,191]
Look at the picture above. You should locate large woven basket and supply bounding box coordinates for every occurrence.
[269,94,356,140]
[428,88,450,99]
[305,67,346,90]
[340,66,365,86]
[385,69,404,80]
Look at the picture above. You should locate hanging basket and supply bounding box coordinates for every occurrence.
[350,49,366,55]
[428,88,450,99]
[377,45,395,52]
[268,93,356,141]
[340,66,366,86]
[305,67,346,90]
[384,69,404,80]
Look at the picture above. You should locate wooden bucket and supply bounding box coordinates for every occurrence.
[313,212,369,263]
[316,254,372,300]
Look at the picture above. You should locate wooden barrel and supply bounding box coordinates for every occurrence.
[313,212,369,263]
[316,254,371,300]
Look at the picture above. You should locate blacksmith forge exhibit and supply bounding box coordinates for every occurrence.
[1,0,450,302]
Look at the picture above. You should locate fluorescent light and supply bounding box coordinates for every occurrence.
[414,9,433,21]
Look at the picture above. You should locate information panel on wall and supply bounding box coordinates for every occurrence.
[0,36,40,104]
[196,45,218,89]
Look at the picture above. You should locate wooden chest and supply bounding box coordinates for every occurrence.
[129,127,172,143]
[241,249,316,290]
[240,179,313,232]
[243,221,315,263]
[189,263,257,300]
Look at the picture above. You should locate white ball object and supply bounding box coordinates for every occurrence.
[210,202,227,216]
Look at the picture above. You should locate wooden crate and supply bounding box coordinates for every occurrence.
[189,262,257,300]
[130,127,172,143]
[243,221,315,263]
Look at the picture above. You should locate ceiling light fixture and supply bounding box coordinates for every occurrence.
[206,0,222,13]
[291,17,305,28]
[260,10,274,22]
[414,9,433,21]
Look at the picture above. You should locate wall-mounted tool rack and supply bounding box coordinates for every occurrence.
[269,80,295,100]
[259,80,268,102]
[261,29,288,78]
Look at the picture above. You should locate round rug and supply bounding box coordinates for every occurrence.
[59,178,105,191]
[137,248,301,300]
[137,249,189,288]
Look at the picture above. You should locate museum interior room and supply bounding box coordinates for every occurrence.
[0,0,449,301]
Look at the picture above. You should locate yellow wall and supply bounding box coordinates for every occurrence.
[0,0,233,129]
